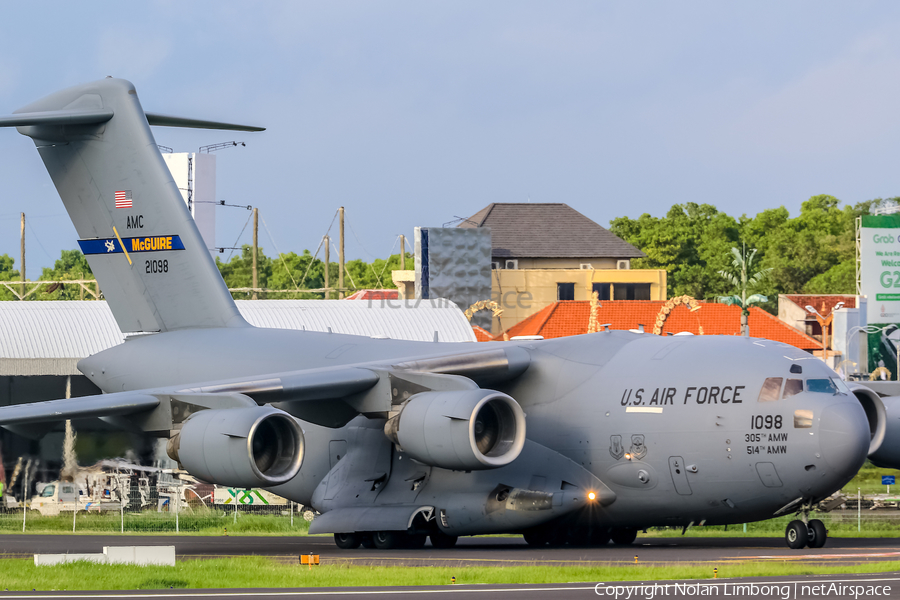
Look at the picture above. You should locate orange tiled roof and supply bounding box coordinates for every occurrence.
[784,294,856,314]
[472,325,494,342]
[498,300,821,350]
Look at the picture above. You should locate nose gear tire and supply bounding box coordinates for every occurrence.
[785,520,809,549]
[807,519,827,548]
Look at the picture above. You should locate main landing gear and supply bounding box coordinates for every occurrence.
[522,526,637,547]
[333,530,459,550]
[785,503,827,549]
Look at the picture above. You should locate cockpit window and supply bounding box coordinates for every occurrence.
[807,379,838,394]
[783,379,803,398]
[758,377,783,402]
[832,377,851,395]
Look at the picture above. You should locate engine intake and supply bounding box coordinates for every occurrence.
[848,383,888,459]
[168,406,304,488]
[384,389,526,470]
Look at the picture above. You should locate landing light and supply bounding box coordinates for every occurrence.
[588,491,597,501]
[624,452,632,460]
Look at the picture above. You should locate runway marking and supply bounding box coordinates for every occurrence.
[747,551,900,560]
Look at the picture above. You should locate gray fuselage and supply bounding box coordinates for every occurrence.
[81,325,870,533]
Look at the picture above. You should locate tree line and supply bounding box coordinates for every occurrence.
[0,246,410,301]
[610,195,897,313]
[0,193,891,309]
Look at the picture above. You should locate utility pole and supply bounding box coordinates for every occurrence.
[338,207,345,299]
[19,212,25,301]
[400,235,406,270]
[324,235,330,300]
[806,302,844,366]
[251,208,258,300]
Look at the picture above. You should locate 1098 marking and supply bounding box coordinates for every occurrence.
[751,414,782,430]
[145,259,168,274]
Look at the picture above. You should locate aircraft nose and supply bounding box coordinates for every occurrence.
[819,402,870,474]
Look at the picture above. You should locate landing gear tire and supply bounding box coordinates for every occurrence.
[360,534,375,549]
[610,528,638,545]
[372,531,408,549]
[590,529,611,546]
[334,532,361,549]
[569,527,600,547]
[523,527,563,546]
[523,529,549,547]
[807,519,827,549]
[430,531,459,549]
[785,520,809,549]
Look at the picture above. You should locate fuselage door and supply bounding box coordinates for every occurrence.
[668,456,692,495]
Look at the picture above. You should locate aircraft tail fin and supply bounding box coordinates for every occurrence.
[0,78,263,333]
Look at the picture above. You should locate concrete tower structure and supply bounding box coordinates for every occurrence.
[161,152,217,256]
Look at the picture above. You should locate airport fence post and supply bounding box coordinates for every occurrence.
[21,462,27,532]
[858,488,861,532]
[291,501,294,527]
[73,508,77,533]
[175,483,180,534]
[120,498,124,534]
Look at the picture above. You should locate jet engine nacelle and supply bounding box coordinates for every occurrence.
[848,384,895,466]
[384,389,526,471]
[168,406,304,488]
[861,392,900,469]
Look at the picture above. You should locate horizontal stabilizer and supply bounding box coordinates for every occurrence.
[0,109,114,128]
[0,393,159,426]
[145,113,265,132]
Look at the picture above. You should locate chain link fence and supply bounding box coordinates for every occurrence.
[0,469,316,534]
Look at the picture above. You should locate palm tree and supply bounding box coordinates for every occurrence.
[718,245,771,337]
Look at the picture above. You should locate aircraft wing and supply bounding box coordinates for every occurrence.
[0,392,159,425]
[0,346,531,432]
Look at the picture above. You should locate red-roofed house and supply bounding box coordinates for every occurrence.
[495,300,821,351]
[472,325,494,342]
[779,294,856,339]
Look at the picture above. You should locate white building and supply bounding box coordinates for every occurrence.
[160,152,217,256]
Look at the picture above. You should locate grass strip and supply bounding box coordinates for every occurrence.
[1,557,900,591]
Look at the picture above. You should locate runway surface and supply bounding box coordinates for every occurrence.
[2,534,900,567]
[1,574,900,599]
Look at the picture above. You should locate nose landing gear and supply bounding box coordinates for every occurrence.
[785,502,827,549]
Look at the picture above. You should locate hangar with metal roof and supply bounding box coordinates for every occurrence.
[0,298,475,470]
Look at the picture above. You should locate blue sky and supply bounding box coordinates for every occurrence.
[1,2,900,272]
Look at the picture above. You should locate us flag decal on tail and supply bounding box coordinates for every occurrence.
[114,190,133,209]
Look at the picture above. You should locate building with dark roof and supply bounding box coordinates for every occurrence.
[456,203,666,333]
[460,203,645,269]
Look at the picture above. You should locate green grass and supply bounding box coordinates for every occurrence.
[2,462,899,538]
[844,462,900,496]
[2,557,900,591]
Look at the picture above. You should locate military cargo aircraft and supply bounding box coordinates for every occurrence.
[0,78,895,551]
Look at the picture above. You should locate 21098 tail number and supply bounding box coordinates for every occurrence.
[145,259,168,274]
